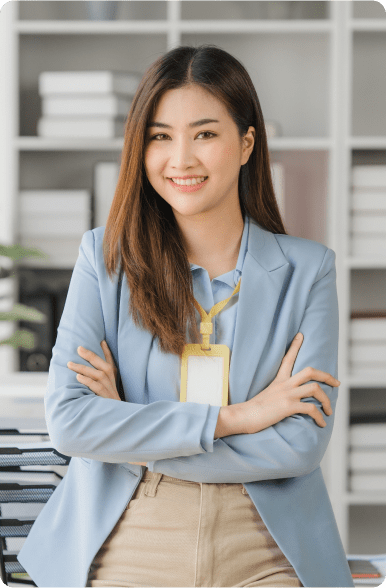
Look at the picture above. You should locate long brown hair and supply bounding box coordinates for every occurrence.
[103,44,288,357]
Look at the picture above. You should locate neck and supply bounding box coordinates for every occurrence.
[175,205,245,271]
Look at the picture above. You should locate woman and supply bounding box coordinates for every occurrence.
[17,45,354,588]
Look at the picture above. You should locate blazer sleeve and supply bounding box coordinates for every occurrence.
[45,230,221,463]
[146,247,340,483]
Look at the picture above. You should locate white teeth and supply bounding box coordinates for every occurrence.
[170,176,207,186]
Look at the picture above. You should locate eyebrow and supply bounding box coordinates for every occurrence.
[146,118,220,129]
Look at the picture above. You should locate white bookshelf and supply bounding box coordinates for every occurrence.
[1,0,386,554]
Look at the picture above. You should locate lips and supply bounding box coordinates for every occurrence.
[168,176,208,182]
[167,176,209,192]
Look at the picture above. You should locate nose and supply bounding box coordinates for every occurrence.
[169,135,197,170]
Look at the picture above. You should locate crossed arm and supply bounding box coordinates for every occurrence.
[46,230,339,484]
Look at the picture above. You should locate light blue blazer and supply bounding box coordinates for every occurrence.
[17,217,355,588]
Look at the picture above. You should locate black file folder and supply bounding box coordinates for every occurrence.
[0,428,71,586]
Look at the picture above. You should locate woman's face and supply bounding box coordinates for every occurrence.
[144,85,255,224]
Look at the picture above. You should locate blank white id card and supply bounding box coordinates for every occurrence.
[180,344,229,407]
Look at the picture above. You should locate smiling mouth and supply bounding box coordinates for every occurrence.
[168,176,209,186]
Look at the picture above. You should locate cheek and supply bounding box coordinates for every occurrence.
[144,149,164,179]
[222,145,234,164]
[208,144,236,172]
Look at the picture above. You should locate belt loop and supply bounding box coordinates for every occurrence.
[144,472,163,497]
[242,485,248,495]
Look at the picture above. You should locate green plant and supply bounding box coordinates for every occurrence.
[0,243,49,350]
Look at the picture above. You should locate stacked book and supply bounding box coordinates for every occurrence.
[350,164,386,257]
[349,409,386,492]
[37,70,141,138]
[349,310,386,492]
[350,310,386,377]
[18,189,91,268]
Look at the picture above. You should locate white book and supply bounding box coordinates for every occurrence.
[42,94,132,117]
[351,211,386,233]
[349,448,386,471]
[351,190,386,211]
[350,423,386,448]
[37,116,126,138]
[19,190,90,215]
[93,161,120,228]
[350,234,386,257]
[39,70,141,96]
[350,342,386,363]
[351,318,386,341]
[352,165,386,188]
[350,473,386,492]
[20,214,90,237]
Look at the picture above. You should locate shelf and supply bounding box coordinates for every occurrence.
[346,258,386,269]
[15,136,386,151]
[346,492,386,505]
[15,136,332,152]
[15,19,333,35]
[349,137,386,149]
[15,137,125,151]
[351,20,386,32]
[16,20,170,34]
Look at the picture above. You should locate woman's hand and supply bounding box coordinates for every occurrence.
[67,340,147,467]
[67,340,120,401]
[238,332,340,435]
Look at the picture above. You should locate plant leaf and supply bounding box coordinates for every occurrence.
[0,329,36,350]
[0,303,47,322]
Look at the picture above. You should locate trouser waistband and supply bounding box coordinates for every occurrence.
[141,469,248,496]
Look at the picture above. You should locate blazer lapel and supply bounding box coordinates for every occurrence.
[229,219,290,406]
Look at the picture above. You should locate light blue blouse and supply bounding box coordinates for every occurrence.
[146,215,250,471]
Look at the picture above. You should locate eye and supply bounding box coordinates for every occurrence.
[149,131,216,141]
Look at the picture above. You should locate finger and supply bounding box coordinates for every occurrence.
[77,346,115,379]
[67,361,104,382]
[68,360,119,400]
[293,401,327,428]
[290,367,340,390]
[101,340,116,368]
[276,333,303,381]
[294,382,333,416]
[100,343,118,385]
[76,373,120,400]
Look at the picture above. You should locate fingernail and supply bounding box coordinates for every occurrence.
[78,346,84,352]
[295,333,302,340]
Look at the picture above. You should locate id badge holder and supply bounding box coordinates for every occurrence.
[180,322,229,407]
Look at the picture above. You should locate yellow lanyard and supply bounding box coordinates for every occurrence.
[192,278,241,350]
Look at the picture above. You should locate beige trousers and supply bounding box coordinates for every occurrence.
[87,469,303,588]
